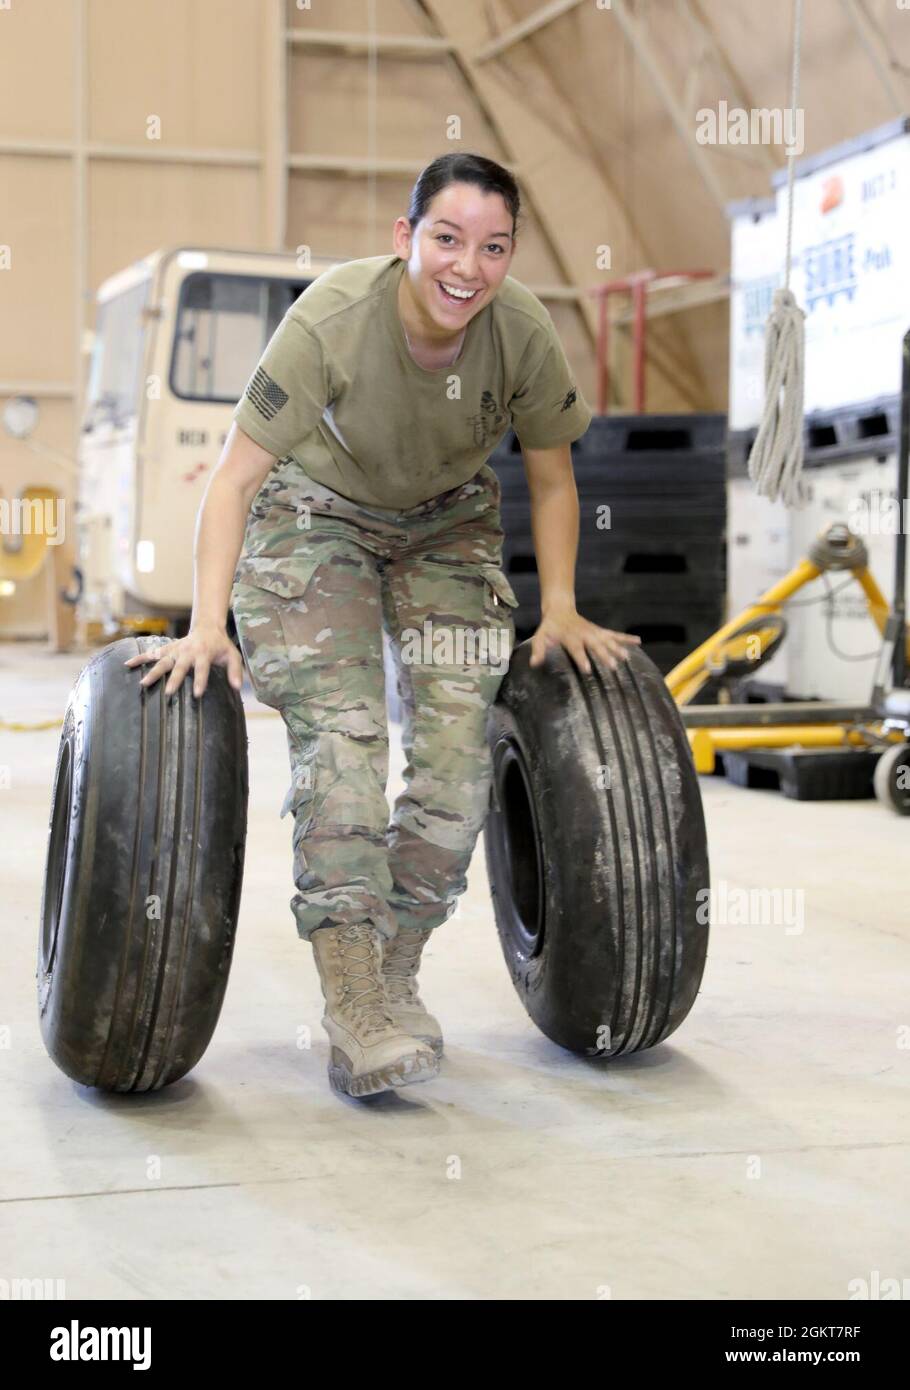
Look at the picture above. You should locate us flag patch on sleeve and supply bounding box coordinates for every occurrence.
[245,367,289,422]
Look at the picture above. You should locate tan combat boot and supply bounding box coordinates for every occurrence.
[310,922,439,1097]
[381,926,444,1059]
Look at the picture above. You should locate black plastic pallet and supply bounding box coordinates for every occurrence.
[493,455,726,490]
[728,393,899,476]
[500,497,726,528]
[505,571,725,610]
[570,455,725,485]
[508,594,722,664]
[503,537,727,579]
[578,413,728,454]
[491,419,726,464]
[492,412,729,676]
[578,574,726,606]
[719,746,882,800]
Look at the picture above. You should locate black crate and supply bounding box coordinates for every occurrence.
[727,393,899,476]
[504,566,725,607]
[498,489,726,519]
[577,413,728,455]
[500,496,726,531]
[493,453,726,493]
[503,535,727,579]
[493,412,729,672]
[720,747,880,800]
[577,497,726,527]
[576,571,726,607]
[507,589,723,676]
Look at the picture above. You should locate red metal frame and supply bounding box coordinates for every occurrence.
[589,269,715,414]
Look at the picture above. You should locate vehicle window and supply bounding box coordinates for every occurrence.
[84,277,151,427]
[169,274,312,403]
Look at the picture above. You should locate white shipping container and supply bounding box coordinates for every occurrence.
[775,118,910,415]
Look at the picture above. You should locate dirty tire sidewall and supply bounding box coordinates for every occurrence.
[37,637,249,1091]
[484,642,709,1056]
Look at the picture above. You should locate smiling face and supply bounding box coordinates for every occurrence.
[392,181,516,345]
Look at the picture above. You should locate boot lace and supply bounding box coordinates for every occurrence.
[382,928,425,1006]
[336,925,397,1036]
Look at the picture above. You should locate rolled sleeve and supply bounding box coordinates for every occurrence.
[232,312,329,458]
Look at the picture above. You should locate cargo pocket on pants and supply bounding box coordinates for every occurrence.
[479,563,518,676]
[231,552,340,708]
[479,564,520,612]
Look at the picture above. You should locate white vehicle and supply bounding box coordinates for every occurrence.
[78,245,345,636]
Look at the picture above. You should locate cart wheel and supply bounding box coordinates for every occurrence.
[873,742,910,816]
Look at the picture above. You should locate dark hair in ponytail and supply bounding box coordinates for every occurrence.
[407,153,521,239]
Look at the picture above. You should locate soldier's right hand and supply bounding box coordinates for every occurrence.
[122,622,245,698]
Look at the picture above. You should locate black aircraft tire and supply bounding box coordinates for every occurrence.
[37,636,249,1091]
[484,641,709,1056]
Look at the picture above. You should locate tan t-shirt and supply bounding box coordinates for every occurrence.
[232,253,593,510]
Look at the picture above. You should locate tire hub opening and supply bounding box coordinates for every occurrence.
[491,736,545,956]
[41,737,72,978]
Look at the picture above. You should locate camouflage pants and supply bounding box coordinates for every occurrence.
[230,462,519,943]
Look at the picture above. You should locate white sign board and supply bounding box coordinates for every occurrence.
[780,122,910,414]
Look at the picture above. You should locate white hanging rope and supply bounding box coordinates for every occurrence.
[748,0,807,508]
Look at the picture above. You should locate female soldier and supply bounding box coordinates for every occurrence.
[125,152,640,1100]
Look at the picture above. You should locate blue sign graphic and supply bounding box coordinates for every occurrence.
[803,234,857,311]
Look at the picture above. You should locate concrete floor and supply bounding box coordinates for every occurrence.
[1,638,908,1301]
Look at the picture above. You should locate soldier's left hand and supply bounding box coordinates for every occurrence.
[528,602,641,674]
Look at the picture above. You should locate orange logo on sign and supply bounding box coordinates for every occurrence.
[821,176,844,214]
